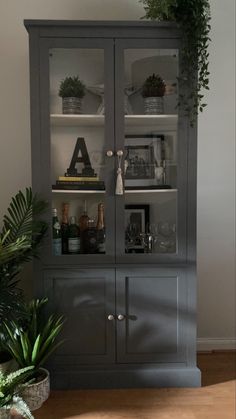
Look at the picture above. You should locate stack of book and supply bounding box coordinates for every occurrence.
[52,175,105,190]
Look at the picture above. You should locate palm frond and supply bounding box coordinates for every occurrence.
[2,188,47,243]
[0,279,26,327]
[0,187,48,327]
[0,235,30,266]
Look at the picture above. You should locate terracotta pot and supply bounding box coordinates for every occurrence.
[62,97,82,114]
[21,368,50,411]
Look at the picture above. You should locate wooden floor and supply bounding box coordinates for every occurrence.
[34,352,236,419]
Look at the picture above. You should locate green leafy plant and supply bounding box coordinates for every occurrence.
[142,73,166,97]
[0,187,48,358]
[141,0,211,124]
[59,76,85,98]
[0,366,34,418]
[5,298,64,377]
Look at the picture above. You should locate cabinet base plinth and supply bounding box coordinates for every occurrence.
[50,367,201,389]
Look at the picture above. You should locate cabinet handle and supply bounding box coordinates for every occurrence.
[107,314,115,321]
[116,150,124,157]
[106,150,114,157]
[117,314,125,321]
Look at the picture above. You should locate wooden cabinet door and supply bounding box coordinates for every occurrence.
[44,269,115,366]
[116,268,188,364]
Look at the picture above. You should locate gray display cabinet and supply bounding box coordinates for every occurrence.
[24,20,201,388]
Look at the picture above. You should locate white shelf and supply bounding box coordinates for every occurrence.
[52,189,105,194]
[125,189,177,194]
[51,114,104,127]
[50,114,178,128]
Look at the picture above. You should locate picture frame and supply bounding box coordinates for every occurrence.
[125,204,150,253]
[124,134,165,188]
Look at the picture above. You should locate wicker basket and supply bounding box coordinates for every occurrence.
[21,368,50,411]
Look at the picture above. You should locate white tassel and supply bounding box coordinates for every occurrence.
[116,167,124,195]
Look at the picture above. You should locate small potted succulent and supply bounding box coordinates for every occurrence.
[0,366,34,419]
[142,73,166,114]
[59,76,86,114]
[5,298,64,411]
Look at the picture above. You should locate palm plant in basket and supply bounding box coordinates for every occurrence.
[0,366,34,419]
[4,298,65,411]
[0,188,47,371]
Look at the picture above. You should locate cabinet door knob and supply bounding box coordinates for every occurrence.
[117,314,125,321]
[106,150,114,157]
[116,150,124,157]
[107,314,115,321]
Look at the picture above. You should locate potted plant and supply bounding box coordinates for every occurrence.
[59,76,86,114]
[0,188,47,373]
[141,0,211,124]
[5,298,64,411]
[142,73,166,114]
[0,366,34,419]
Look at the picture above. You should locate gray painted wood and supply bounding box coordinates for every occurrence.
[44,269,116,365]
[28,27,43,197]
[116,268,187,363]
[25,20,199,388]
[24,20,181,40]
[24,20,180,29]
[50,367,201,389]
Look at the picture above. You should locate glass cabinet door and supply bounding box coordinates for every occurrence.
[115,39,187,262]
[39,39,115,263]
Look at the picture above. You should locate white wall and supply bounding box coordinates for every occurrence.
[197,0,236,349]
[0,0,235,348]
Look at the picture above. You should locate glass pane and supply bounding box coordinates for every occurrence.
[49,48,106,255]
[123,49,178,254]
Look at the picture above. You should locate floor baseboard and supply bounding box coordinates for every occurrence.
[197,338,236,351]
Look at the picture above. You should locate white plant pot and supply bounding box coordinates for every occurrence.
[62,97,82,114]
[144,96,164,114]
[21,368,50,411]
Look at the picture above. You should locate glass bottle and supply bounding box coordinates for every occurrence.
[83,219,98,254]
[79,200,90,232]
[79,200,90,253]
[61,203,69,254]
[52,208,61,255]
[96,203,105,254]
[68,216,80,254]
